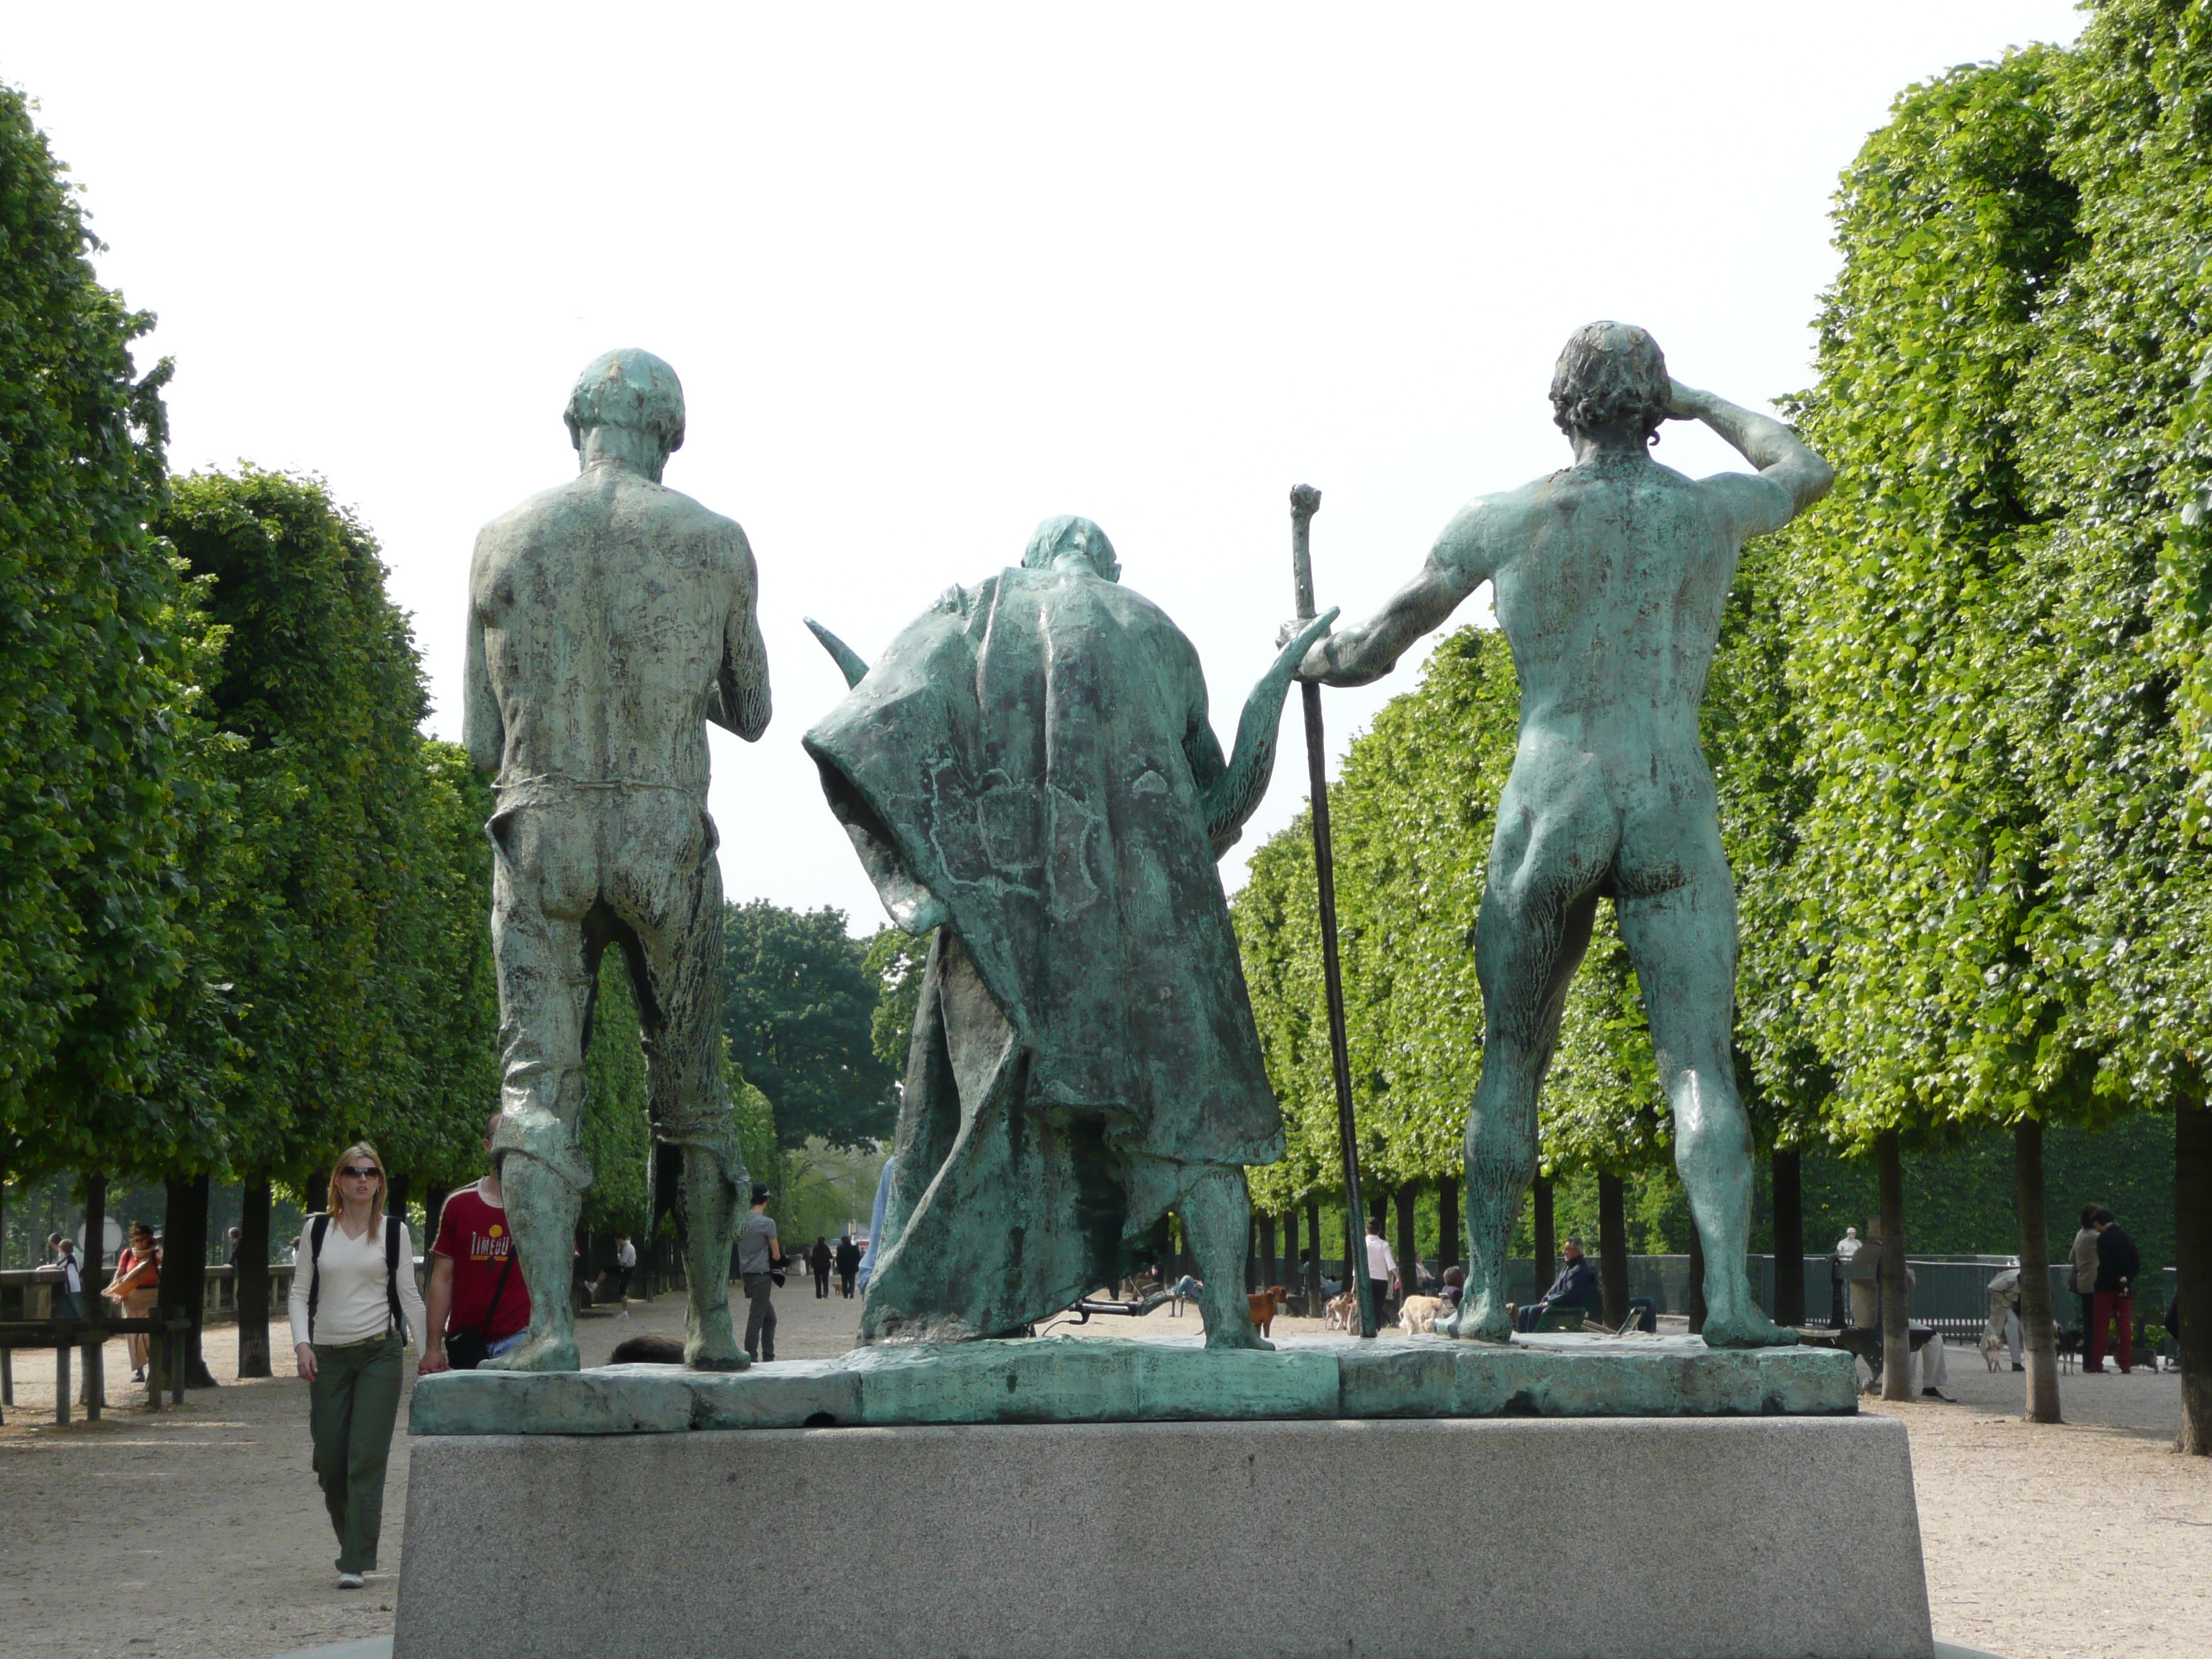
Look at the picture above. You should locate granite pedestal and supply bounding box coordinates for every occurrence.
[395,1412,1932,1659]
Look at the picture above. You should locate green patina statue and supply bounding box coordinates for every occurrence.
[1298,323,1834,1349]
[464,349,770,1372]
[805,516,1333,1349]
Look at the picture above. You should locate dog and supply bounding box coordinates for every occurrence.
[1324,1290,1358,1331]
[2055,1326,2081,1373]
[1978,1323,2008,1371]
[1247,1285,1287,1338]
[1398,1294,1445,1335]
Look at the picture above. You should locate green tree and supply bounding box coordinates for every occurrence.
[0,85,197,1181]
[721,900,896,1148]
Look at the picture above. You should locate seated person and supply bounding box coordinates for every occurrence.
[1439,1264,1467,1308]
[1515,1236,1601,1332]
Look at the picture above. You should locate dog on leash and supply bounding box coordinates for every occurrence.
[1246,1285,1287,1338]
[1398,1294,1445,1335]
[1324,1290,1358,1331]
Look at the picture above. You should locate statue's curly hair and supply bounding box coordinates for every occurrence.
[565,349,686,454]
[1549,322,1670,444]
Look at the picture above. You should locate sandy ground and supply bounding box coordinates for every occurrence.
[1,1289,2203,1659]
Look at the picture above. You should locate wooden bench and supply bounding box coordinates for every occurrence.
[0,1317,194,1426]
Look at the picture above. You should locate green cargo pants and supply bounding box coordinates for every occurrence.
[309,1330,403,1573]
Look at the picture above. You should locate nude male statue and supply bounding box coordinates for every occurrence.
[1299,322,1833,1347]
[464,349,770,1371]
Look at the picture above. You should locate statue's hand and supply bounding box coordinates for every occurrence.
[1276,610,1337,683]
[1274,615,1336,685]
[1666,377,1710,421]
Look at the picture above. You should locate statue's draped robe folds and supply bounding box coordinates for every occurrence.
[805,566,1282,1342]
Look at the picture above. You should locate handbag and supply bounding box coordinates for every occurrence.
[444,1248,516,1371]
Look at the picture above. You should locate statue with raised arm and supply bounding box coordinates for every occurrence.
[464,349,770,1372]
[1299,323,1833,1348]
[804,516,1334,1348]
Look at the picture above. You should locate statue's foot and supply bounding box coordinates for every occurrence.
[684,1303,747,1371]
[1205,1330,1274,1352]
[1700,1308,1800,1349]
[1435,1295,1513,1344]
[480,1330,580,1372]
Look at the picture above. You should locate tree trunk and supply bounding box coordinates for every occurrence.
[1772,1148,1804,1328]
[78,1174,107,1412]
[2013,1119,2062,1424]
[158,1174,218,1390]
[1244,1214,1258,1293]
[235,1174,272,1379]
[1305,1193,1323,1310]
[388,1172,411,1237]
[1877,1130,1912,1402]
[1394,1183,1420,1300]
[1533,1174,1556,1303]
[1438,1174,1460,1277]
[1598,1174,1629,1329]
[2177,1099,2211,1455]
[422,1184,450,1262]
[1258,1213,1278,1291]
[1687,1220,1707,1335]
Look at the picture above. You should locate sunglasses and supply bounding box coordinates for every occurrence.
[341,1166,382,1180]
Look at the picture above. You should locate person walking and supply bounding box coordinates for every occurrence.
[2087,1206,2141,1375]
[420,1116,531,1373]
[2070,1205,2101,1350]
[1364,1216,1399,1327]
[287,1143,426,1589]
[809,1236,833,1300]
[52,1236,84,1320]
[612,1233,637,1318]
[834,1233,862,1299]
[103,1222,161,1380]
[738,1185,783,1363]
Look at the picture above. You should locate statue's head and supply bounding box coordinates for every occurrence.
[1022,515,1120,583]
[565,349,686,477]
[1549,322,1670,446]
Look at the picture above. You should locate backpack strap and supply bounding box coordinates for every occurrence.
[307,1213,331,1341]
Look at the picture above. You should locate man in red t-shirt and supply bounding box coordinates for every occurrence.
[421,1115,534,1372]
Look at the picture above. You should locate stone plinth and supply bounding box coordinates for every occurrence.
[395,1414,1933,1659]
[408,1331,1856,1434]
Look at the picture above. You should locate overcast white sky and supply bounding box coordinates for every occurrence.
[5,2,2084,931]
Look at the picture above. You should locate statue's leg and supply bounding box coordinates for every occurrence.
[623,801,746,1371]
[483,804,595,1374]
[1179,1166,1269,1351]
[1439,776,1606,1343]
[1617,799,1795,1349]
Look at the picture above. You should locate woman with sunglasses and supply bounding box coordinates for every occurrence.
[286,1142,426,1589]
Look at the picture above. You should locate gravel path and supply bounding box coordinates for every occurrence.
[2,1294,2201,1659]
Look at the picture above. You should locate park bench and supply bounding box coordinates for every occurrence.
[0,1316,194,1426]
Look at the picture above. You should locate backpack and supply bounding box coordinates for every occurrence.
[305,1212,405,1342]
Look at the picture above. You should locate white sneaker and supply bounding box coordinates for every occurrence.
[338,1573,365,1590]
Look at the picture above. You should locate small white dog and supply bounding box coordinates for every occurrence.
[1398,1294,1445,1334]
[1324,1290,1358,1331]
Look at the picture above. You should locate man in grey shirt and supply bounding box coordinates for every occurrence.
[737,1184,783,1363]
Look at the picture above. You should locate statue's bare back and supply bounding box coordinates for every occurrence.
[468,470,768,792]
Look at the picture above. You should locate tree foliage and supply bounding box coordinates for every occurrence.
[0,84,194,1179]
[156,469,495,1190]
[721,900,896,1148]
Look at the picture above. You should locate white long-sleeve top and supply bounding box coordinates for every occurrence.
[287,1217,426,1349]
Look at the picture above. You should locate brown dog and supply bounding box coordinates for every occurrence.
[1247,1285,1287,1338]
[1324,1290,1359,1331]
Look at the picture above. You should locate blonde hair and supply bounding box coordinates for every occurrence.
[326,1142,387,1241]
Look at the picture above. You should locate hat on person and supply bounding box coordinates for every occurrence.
[750,1183,773,1204]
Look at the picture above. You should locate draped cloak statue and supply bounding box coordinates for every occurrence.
[804,516,1333,1346]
